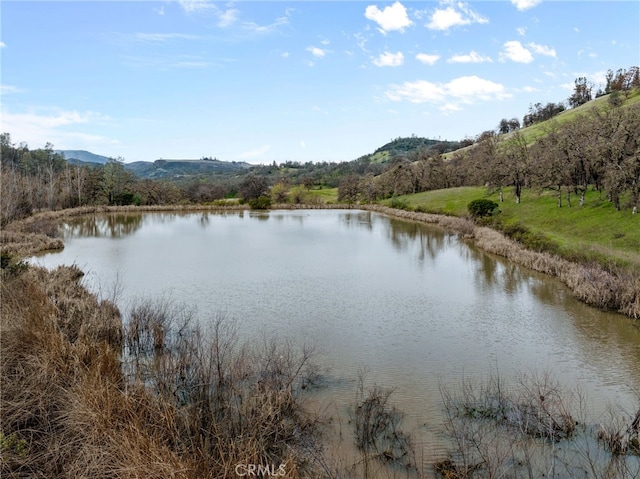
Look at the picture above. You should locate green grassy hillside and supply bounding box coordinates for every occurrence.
[443,88,640,159]
[514,88,640,145]
[385,186,640,269]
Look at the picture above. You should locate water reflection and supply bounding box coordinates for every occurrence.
[34,209,640,428]
[63,213,144,239]
[341,211,374,231]
[198,212,209,228]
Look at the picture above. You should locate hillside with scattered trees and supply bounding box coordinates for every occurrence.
[2,65,638,227]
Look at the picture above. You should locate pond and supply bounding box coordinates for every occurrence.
[30,209,640,464]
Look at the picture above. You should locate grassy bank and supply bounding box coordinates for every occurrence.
[370,196,640,319]
[383,186,640,270]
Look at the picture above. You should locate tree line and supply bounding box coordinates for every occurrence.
[497,66,640,132]
[338,97,640,214]
[2,67,638,224]
[0,136,188,225]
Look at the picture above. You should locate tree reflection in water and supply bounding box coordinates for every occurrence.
[63,213,144,239]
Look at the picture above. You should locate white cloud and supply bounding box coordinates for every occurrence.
[1,108,116,151]
[154,6,165,16]
[385,75,509,109]
[440,103,462,114]
[386,80,446,103]
[178,0,214,14]
[218,9,239,28]
[0,42,6,48]
[307,46,327,58]
[312,105,329,115]
[427,2,488,31]
[353,32,370,53]
[300,141,306,149]
[171,61,210,68]
[446,76,509,101]
[365,1,413,34]
[1,85,24,95]
[122,54,212,70]
[528,42,556,57]
[416,53,440,65]
[447,50,492,63]
[500,40,534,63]
[281,52,290,58]
[511,0,542,11]
[134,33,199,42]
[179,1,287,33]
[516,27,526,36]
[373,51,404,67]
[6,109,100,128]
[239,145,271,159]
[242,12,290,34]
[582,69,607,88]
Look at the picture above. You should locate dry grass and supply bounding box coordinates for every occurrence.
[473,226,640,318]
[364,205,475,237]
[0,265,330,478]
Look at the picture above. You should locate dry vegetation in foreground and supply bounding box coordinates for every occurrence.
[0,264,332,478]
[2,204,639,478]
[437,371,640,479]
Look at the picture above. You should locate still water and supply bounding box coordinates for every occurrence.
[31,209,640,461]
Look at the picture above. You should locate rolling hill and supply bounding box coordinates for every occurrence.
[125,158,252,179]
[57,150,111,165]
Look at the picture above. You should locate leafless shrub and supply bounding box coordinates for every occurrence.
[597,408,640,456]
[439,374,515,479]
[351,370,415,474]
[511,371,578,441]
[121,298,328,476]
[438,372,640,479]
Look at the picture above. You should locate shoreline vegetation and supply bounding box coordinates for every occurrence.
[3,201,638,319]
[3,71,640,478]
[2,203,640,478]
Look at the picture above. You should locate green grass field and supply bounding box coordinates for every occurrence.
[307,186,338,203]
[385,186,640,269]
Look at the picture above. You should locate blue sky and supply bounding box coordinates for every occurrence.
[1,1,638,164]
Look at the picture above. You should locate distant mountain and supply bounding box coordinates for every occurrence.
[56,150,111,165]
[56,150,253,179]
[124,158,253,179]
